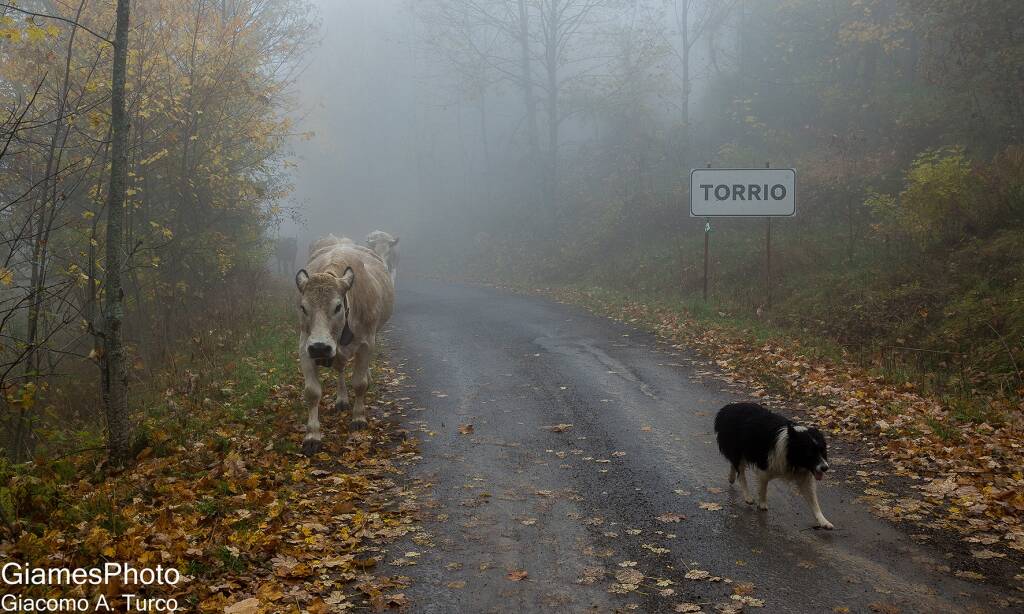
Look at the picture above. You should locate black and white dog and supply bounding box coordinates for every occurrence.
[714,402,833,529]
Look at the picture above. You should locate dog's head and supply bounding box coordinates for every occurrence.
[786,424,830,480]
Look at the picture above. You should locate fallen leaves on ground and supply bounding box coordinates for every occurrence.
[506,569,529,582]
[224,598,260,614]
[543,423,574,433]
[545,287,1024,559]
[0,319,421,613]
[577,566,605,585]
[731,594,765,608]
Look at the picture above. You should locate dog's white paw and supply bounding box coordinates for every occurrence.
[744,497,754,505]
[757,502,768,511]
[815,520,834,530]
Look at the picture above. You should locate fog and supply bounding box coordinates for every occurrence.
[6,0,1018,456]
[286,0,740,263]
[287,1,422,247]
[3,1,1022,606]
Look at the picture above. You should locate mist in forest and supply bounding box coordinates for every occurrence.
[3,3,1024,607]
[2,0,1022,465]
[287,0,738,260]
[284,0,1023,409]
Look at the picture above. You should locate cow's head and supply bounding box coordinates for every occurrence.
[295,267,355,361]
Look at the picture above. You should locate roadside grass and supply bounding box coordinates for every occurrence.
[1,289,420,612]
[545,282,1013,433]
[523,280,1024,558]
[552,282,856,378]
[0,294,299,537]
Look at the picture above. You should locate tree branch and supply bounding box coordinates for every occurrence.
[0,3,113,44]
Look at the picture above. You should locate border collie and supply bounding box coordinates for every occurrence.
[714,402,833,529]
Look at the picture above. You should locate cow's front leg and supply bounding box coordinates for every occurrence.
[349,342,373,431]
[300,354,323,456]
[334,355,350,412]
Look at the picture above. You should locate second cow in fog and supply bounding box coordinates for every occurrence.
[365,230,399,290]
[295,235,394,455]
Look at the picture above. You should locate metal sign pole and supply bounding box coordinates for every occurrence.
[764,161,772,309]
[766,217,772,309]
[703,163,712,302]
[703,218,710,302]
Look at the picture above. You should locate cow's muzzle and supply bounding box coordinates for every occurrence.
[308,342,335,360]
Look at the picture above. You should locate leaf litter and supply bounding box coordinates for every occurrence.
[543,287,1024,560]
[1,321,423,613]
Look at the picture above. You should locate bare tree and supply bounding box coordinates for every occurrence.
[668,0,735,145]
[531,0,610,210]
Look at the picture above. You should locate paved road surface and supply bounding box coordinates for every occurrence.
[383,280,1008,613]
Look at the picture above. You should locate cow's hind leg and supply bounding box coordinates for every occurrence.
[334,356,350,412]
[300,354,323,456]
[349,342,373,431]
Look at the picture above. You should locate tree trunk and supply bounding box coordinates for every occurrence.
[517,0,540,159]
[546,53,558,211]
[478,83,491,204]
[680,1,691,143]
[102,0,132,466]
[542,0,561,213]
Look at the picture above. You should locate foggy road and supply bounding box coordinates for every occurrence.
[386,280,1005,613]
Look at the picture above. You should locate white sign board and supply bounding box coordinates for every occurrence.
[690,168,796,217]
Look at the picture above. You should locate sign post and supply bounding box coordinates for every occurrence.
[764,162,772,309]
[765,216,772,308]
[703,218,710,302]
[702,163,711,302]
[690,166,795,305]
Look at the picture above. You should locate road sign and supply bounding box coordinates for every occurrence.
[690,168,796,217]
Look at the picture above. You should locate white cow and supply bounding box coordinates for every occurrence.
[295,236,394,455]
[365,230,399,290]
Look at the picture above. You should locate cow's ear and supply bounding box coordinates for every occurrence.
[295,269,309,292]
[340,266,355,291]
[390,236,399,246]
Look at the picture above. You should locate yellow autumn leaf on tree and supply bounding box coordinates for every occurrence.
[0,268,13,286]
[19,383,37,410]
[26,24,47,43]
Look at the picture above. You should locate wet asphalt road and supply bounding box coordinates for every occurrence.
[383,279,1007,613]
